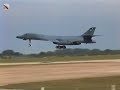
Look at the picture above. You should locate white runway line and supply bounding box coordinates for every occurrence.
[0,59,120,66]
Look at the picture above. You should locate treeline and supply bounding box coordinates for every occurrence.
[1,49,120,58]
[0,50,23,59]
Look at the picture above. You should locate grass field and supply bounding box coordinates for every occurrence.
[1,54,120,63]
[1,76,120,90]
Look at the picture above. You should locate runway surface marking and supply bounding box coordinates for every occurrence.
[0,59,120,66]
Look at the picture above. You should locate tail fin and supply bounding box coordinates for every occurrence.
[82,27,96,36]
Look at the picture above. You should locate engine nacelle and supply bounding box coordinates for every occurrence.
[53,41,81,45]
[72,41,81,45]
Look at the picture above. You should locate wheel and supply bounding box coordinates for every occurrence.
[56,45,66,49]
[63,46,66,49]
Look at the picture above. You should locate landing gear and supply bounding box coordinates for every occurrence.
[29,39,31,47]
[56,45,66,49]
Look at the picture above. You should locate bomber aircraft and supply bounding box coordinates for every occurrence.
[16,27,99,49]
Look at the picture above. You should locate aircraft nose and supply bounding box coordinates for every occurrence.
[16,36,19,38]
[16,36,22,39]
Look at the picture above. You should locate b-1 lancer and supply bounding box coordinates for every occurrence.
[16,27,99,49]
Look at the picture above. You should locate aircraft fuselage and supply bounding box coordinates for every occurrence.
[16,27,97,49]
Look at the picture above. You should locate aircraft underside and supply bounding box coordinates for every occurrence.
[53,42,81,49]
[27,39,77,49]
[27,39,96,49]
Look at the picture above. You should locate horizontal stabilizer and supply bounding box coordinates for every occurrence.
[92,35,102,37]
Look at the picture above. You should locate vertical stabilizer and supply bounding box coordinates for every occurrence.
[82,27,96,36]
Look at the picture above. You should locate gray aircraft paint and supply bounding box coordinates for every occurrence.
[16,27,97,48]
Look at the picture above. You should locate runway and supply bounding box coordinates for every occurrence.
[0,59,120,66]
[0,59,120,86]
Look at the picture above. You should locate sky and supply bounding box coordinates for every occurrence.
[0,0,120,53]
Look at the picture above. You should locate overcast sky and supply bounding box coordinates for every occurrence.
[0,0,120,53]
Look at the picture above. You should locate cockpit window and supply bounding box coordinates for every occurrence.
[23,34,27,36]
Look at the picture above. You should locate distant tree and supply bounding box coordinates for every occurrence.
[14,52,23,56]
[2,48,120,58]
[28,54,37,57]
[46,51,54,56]
[39,52,46,56]
[1,50,22,56]
[103,49,112,55]
[90,49,101,55]
[2,50,14,56]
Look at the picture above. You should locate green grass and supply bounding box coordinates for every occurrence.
[1,76,120,90]
[1,54,120,63]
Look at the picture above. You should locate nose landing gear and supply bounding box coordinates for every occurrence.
[29,39,31,47]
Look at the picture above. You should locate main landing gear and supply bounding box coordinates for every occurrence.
[56,45,66,49]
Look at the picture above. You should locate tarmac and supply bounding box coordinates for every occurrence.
[0,59,120,86]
